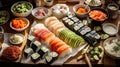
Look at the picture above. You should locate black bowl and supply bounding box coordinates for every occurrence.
[89,8,109,25]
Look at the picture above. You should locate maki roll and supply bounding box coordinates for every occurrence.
[45,52,58,64]
[67,13,74,18]
[77,26,88,36]
[84,27,91,34]
[31,53,41,63]
[49,52,58,60]
[62,17,69,21]
[77,23,84,29]
[31,40,41,52]
[24,48,33,58]
[72,23,80,32]
[37,46,49,58]
[27,35,35,46]
[71,17,79,23]
[45,55,53,64]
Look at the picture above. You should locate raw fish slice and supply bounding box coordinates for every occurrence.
[52,42,66,52]
[32,24,46,33]
[44,17,58,26]
[59,47,72,58]
[41,32,55,41]
[57,44,71,54]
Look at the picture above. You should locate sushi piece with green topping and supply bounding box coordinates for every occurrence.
[31,53,41,63]
[31,40,41,52]
[37,46,49,58]
[27,35,35,46]
[24,48,33,58]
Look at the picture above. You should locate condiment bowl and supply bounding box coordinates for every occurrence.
[73,4,90,19]
[102,23,118,36]
[10,18,30,32]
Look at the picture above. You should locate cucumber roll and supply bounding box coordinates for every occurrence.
[31,53,41,63]
[27,35,35,46]
[31,40,41,52]
[24,48,33,58]
[37,46,49,58]
[45,52,58,64]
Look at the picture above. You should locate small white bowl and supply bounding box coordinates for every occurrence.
[11,1,33,17]
[32,7,49,20]
[102,23,118,36]
[9,34,24,45]
[10,18,30,32]
[73,4,90,18]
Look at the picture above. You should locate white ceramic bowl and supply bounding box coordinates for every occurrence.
[51,4,69,18]
[102,23,118,36]
[10,18,30,32]
[32,7,49,19]
[73,4,90,18]
[9,34,24,45]
[11,1,33,17]
[103,37,120,59]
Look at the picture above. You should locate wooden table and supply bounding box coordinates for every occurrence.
[0,0,120,67]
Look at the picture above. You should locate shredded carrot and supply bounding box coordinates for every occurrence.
[76,7,87,14]
[12,19,28,29]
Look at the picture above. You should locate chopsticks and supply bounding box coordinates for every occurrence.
[77,45,92,67]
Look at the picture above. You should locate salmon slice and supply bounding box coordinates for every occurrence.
[56,44,71,54]
[41,32,55,41]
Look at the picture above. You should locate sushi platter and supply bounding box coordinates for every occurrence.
[0,0,120,66]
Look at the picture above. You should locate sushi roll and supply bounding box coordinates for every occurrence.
[37,46,49,58]
[45,55,53,64]
[71,17,79,23]
[45,51,58,64]
[84,27,91,34]
[49,52,58,60]
[77,23,84,29]
[31,40,41,52]
[62,17,69,21]
[72,23,79,32]
[24,48,33,58]
[27,35,35,46]
[67,13,74,18]
[31,53,41,63]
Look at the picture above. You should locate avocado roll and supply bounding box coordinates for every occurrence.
[24,48,33,58]
[27,35,35,46]
[31,40,41,52]
[31,53,41,63]
[37,46,49,58]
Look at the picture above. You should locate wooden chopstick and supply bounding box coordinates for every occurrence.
[85,53,92,67]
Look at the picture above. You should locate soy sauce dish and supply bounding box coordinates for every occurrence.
[102,23,118,36]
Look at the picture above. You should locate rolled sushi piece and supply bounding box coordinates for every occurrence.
[27,35,35,46]
[31,53,41,63]
[45,55,53,64]
[24,48,33,58]
[62,17,69,21]
[45,51,58,64]
[31,40,41,52]
[36,46,49,58]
